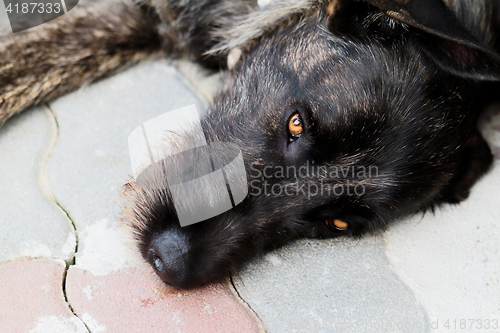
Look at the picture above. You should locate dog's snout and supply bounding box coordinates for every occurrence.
[147,231,192,289]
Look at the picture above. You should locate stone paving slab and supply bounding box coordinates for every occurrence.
[0,259,87,333]
[385,106,500,332]
[235,237,428,333]
[47,60,206,274]
[0,107,75,263]
[66,264,264,333]
[0,2,10,36]
[385,168,500,332]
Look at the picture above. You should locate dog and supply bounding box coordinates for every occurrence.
[0,0,499,289]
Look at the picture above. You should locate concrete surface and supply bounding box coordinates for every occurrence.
[234,237,428,333]
[384,106,500,331]
[0,57,499,333]
[0,107,75,263]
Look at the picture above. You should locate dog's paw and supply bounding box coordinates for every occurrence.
[441,131,493,203]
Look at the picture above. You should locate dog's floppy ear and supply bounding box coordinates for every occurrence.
[365,0,500,81]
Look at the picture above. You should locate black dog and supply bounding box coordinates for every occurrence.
[1,0,499,289]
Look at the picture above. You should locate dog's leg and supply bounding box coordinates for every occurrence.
[0,1,162,126]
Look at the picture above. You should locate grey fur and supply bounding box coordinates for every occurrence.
[0,0,164,126]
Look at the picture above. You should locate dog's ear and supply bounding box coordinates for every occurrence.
[364,0,500,81]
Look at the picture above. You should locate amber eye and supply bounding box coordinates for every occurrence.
[288,113,303,138]
[325,219,349,232]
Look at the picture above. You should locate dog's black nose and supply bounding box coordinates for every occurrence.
[147,231,193,289]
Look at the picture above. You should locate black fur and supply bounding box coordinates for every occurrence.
[1,0,499,289]
[123,0,499,289]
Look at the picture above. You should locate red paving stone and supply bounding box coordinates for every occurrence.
[0,259,87,332]
[66,264,264,333]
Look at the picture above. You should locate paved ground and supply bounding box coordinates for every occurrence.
[0,56,499,332]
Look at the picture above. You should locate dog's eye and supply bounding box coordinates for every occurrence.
[288,113,303,140]
[325,219,349,232]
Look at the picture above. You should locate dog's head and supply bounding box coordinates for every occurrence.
[123,0,498,289]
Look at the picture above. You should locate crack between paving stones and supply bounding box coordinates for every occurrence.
[230,277,268,333]
[41,104,92,333]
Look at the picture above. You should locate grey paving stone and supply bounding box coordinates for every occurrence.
[385,107,500,328]
[47,60,206,274]
[0,2,10,34]
[234,237,429,333]
[0,107,75,263]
